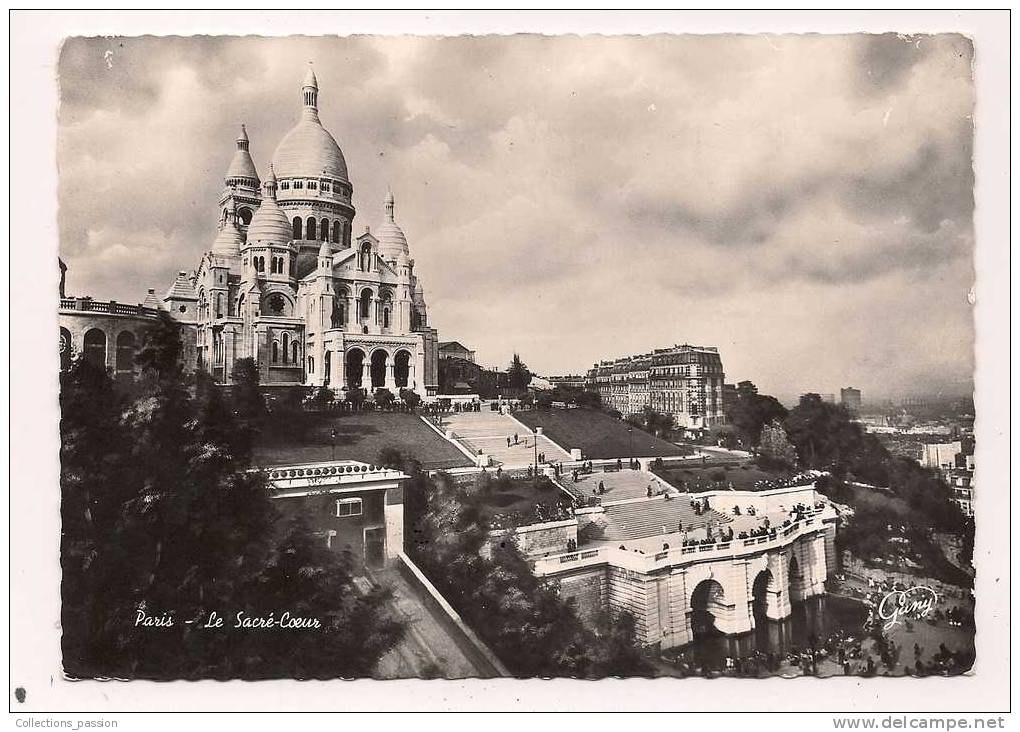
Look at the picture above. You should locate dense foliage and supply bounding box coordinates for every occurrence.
[507,353,533,390]
[60,317,403,679]
[395,454,653,678]
[722,380,788,447]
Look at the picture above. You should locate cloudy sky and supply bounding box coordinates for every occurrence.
[58,34,975,402]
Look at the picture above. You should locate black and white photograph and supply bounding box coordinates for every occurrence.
[9,9,1012,719]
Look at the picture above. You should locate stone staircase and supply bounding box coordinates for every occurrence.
[441,411,570,468]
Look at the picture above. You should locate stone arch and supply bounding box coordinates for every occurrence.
[370,348,389,389]
[115,330,136,373]
[291,339,300,365]
[320,218,329,241]
[83,328,107,370]
[323,350,332,386]
[237,207,253,226]
[788,553,804,604]
[59,326,73,371]
[282,333,290,363]
[360,242,372,271]
[332,220,341,243]
[333,288,348,327]
[345,348,366,390]
[689,578,727,640]
[271,340,280,364]
[752,568,777,624]
[292,217,303,240]
[359,287,373,320]
[394,349,412,389]
[306,217,317,240]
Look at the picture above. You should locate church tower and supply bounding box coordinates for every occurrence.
[219,124,261,241]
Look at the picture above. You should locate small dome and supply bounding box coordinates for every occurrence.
[212,219,243,256]
[226,124,259,183]
[246,168,292,245]
[226,150,259,182]
[318,239,332,258]
[377,189,409,260]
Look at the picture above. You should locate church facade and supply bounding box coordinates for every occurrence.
[160,66,439,397]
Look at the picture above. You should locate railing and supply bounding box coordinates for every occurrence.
[60,297,164,319]
[534,511,830,576]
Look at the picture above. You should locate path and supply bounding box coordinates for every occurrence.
[441,410,570,468]
[372,567,482,679]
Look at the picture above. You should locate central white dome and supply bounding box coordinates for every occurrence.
[271,119,350,183]
[271,67,350,184]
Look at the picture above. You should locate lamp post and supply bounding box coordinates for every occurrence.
[628,425,634,469]
[330,427,337,462]
[534,426,540,489]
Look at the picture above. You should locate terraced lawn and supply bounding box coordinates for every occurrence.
[253,411,473,471]
[514,409,694,460]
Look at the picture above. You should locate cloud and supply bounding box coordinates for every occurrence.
[57,34,975,400]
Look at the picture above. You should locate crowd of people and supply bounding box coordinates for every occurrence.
[488,500,574,530]
[751,472,821,491]
[663,623,974,678]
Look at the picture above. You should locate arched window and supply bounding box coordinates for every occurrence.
[320,218,329,241]
[272,341,279,364]
[360,288,373,320]
[308,356,314,374]
[292,217,303,240]
[324,351,331,386]
[332,220,341,243]
[215,293,223,318]
[292,340,299,364]
[237,208,253,226]
[306,217,317,240]
[332,300,345,328]
[380,290,393,329]
[115,331,136,373]
[282,333,290,363]
[83,329,107,370]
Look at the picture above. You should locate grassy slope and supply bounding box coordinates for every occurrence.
[253,411,473,470]
[515,409,691,460]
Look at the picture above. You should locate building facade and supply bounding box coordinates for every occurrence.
[438,341,476,363]
[840,387,862,413]
[265,460,408,569]
[587,344,726,429]
[60,66,440,398]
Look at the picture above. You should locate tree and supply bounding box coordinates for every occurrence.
[757,420,798,470]
[308,386,335,412]
[344,387,366,412]
[405,467,652,677]
[230,357,267,427]
[507,353,532,390]
[536,392,554,410]
[60,338,404,679]
[399,388,421,412]
[374,388,395,410]
[723,381,787,447]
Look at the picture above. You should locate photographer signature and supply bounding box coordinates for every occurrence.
[875,585,939,630]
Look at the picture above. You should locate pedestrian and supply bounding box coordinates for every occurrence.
[507,436,511,448]
[514,433,519,445]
